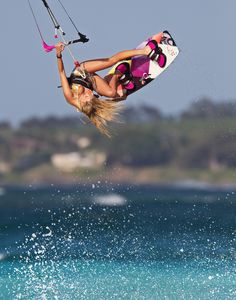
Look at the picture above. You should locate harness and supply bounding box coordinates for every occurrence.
[68,68,100,98]
[68,69,93,91]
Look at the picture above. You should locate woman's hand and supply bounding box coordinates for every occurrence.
[55,42,65,57]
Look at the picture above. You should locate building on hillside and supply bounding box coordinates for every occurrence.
[51,151,106,172]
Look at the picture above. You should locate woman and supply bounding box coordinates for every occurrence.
[55,40,161,136]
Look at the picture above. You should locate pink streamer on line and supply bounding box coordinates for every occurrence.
[28,1,55,53]
[28,0,80,66]
[43,41,55,53]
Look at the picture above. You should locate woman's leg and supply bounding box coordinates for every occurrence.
[93,73,121,98]
[81,46,150,73]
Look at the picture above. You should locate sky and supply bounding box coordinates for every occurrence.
[1,0,236,124]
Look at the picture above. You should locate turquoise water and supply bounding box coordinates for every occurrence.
[2,259,236,299]
[0,185,236,299]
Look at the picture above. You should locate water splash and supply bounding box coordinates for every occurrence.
[1,186,236,299]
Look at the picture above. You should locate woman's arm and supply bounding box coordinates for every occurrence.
[55,43,87,111]
[55,43,74,103]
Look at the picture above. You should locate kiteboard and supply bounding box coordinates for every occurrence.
[107,31,179,97]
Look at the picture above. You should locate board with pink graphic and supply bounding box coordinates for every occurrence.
[107,31,179,96]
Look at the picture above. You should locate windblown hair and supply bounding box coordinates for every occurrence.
[70,72,123,137]
[80,97,123,137]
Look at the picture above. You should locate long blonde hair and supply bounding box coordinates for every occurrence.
[70,72,123,137]
[80,96,123,137]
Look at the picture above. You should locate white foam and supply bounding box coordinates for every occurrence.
[94,194,127,206]
[0,187,5,196]
[42,226,53,237]
[0,253,6,261]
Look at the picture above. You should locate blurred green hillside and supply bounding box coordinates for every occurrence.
[1,98,236,185]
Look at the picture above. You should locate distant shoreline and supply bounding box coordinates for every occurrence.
[1,165,236,192]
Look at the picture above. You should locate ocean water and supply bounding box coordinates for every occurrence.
[0,184,236,299]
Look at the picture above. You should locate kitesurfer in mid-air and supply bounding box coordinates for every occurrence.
[28,1,177,136]
[55,40,162,136]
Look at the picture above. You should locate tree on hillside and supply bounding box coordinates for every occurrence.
[122,105,162,124]
[181,98,236,119]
